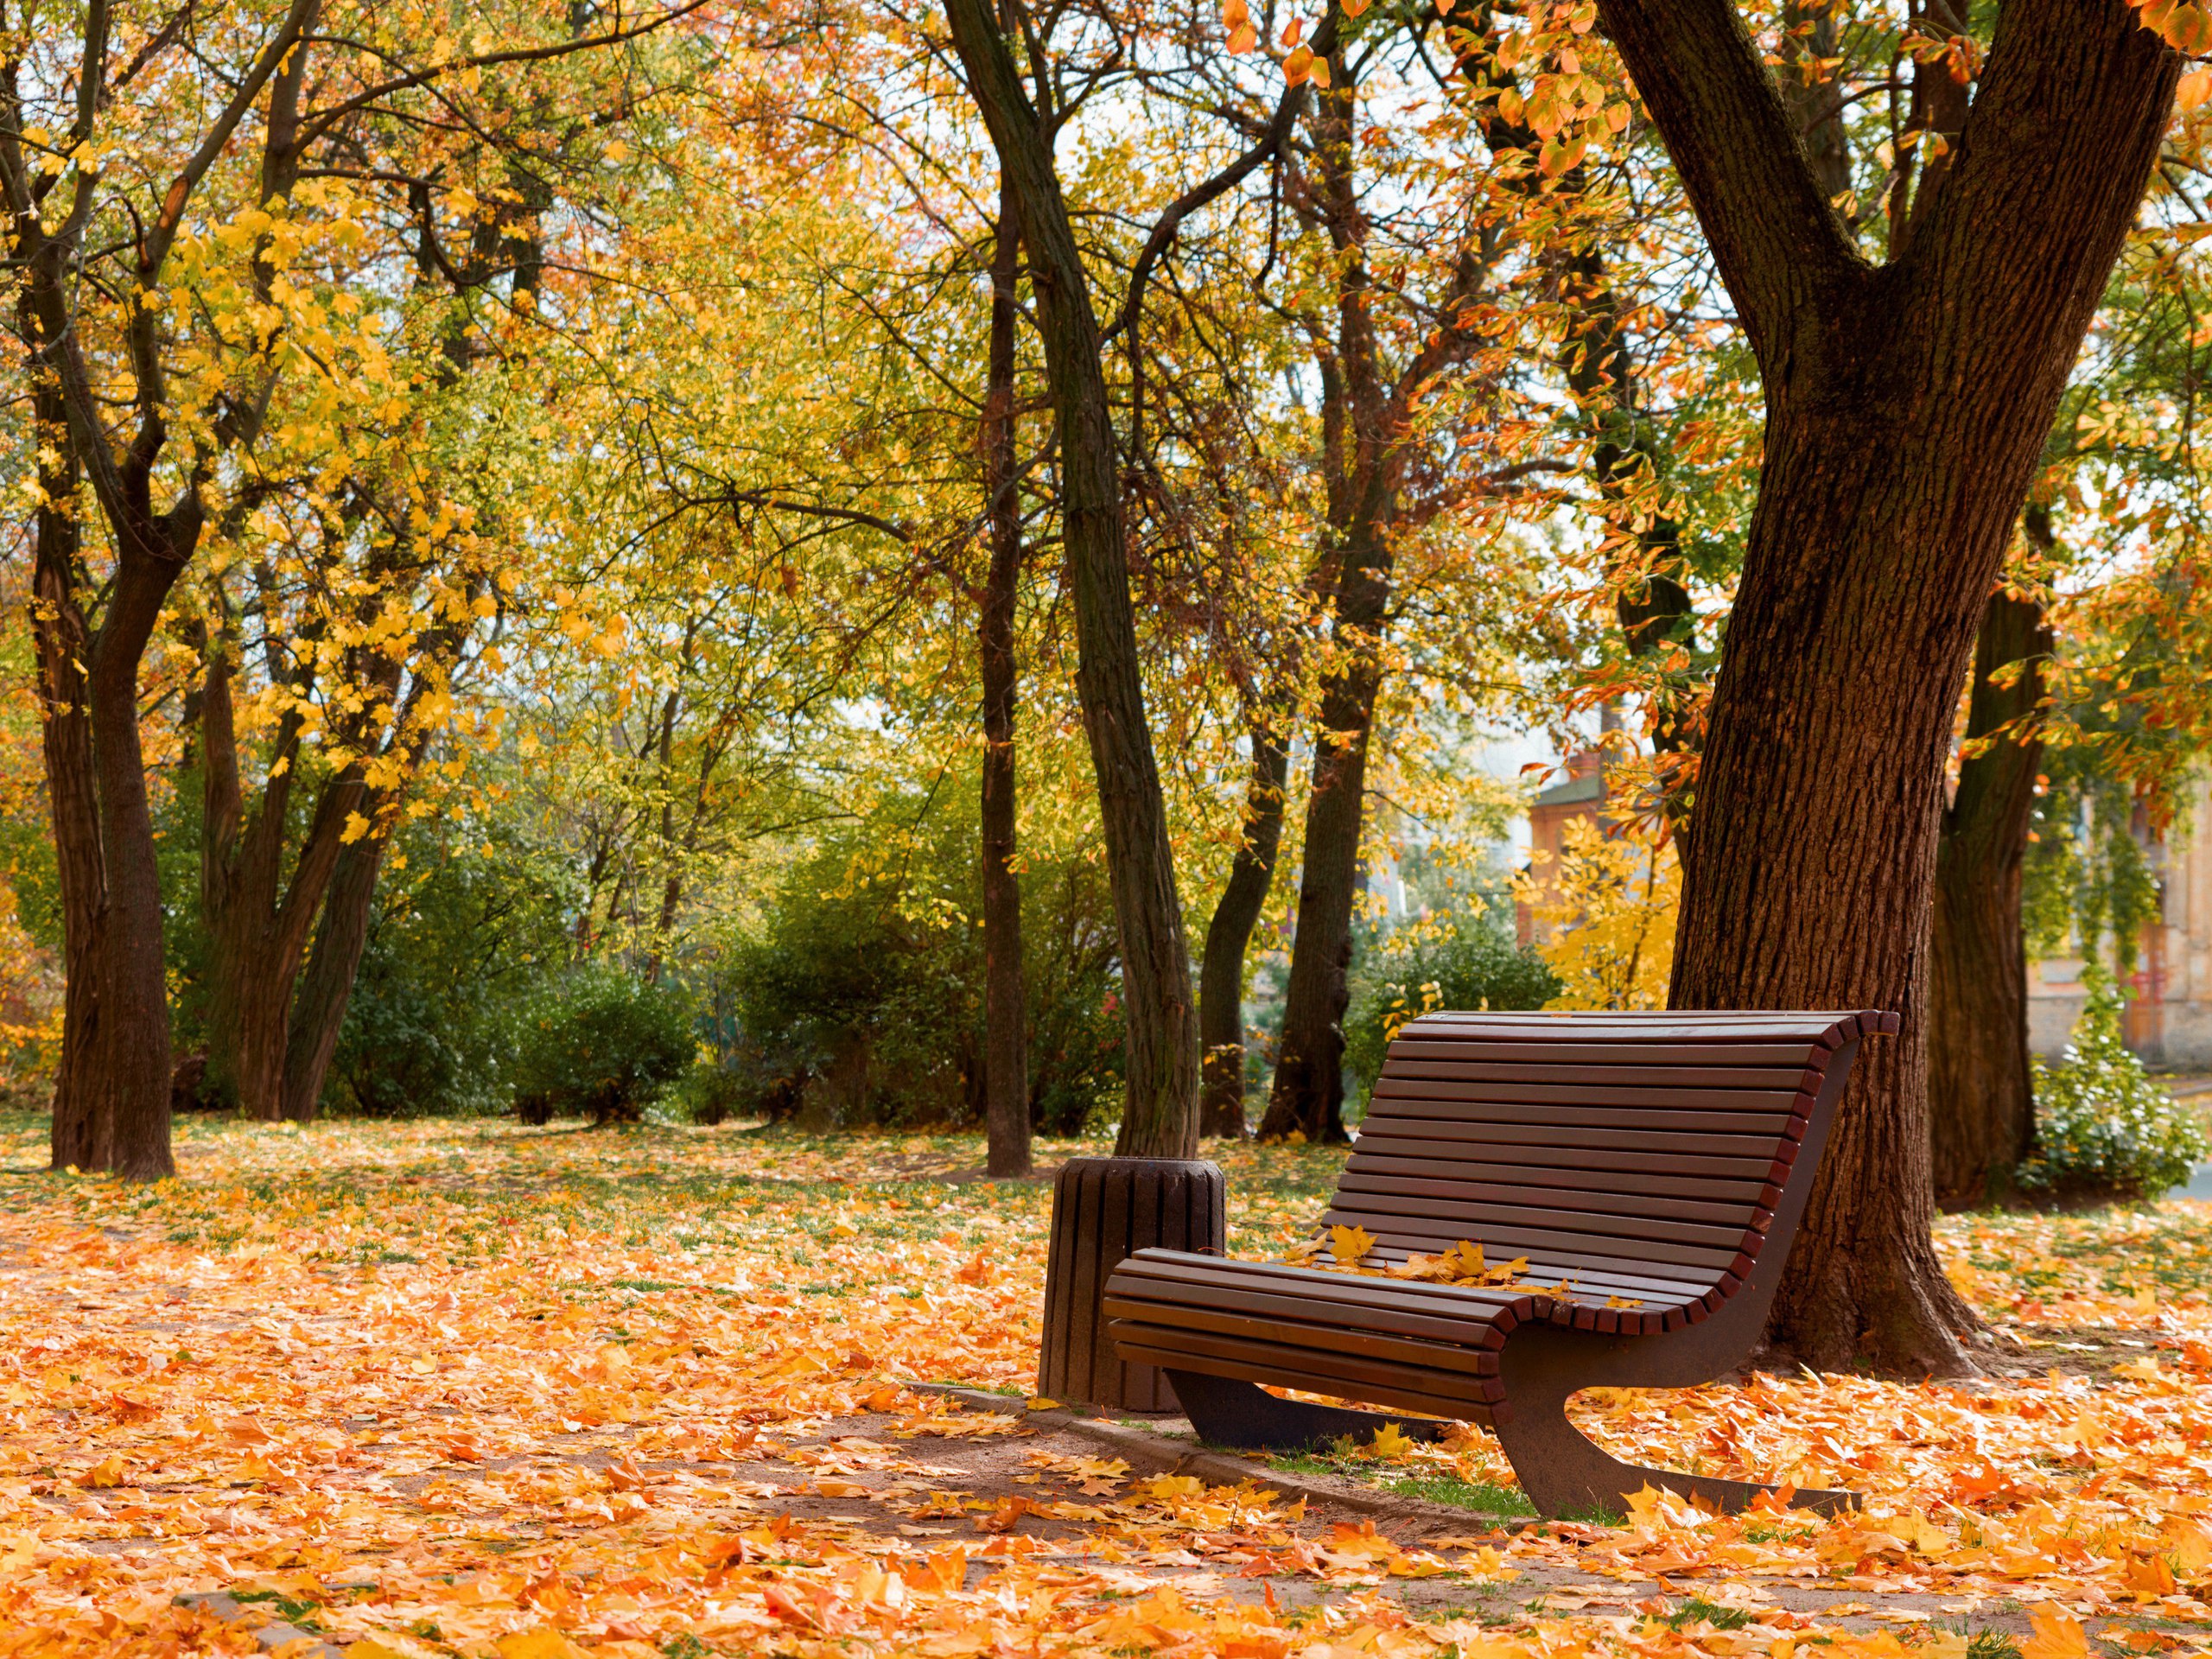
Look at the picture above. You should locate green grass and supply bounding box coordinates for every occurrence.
[1263,1449,1535,1517]
[1662,1598,1755,1631]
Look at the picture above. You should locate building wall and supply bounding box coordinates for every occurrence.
[2027,774,2212,1069]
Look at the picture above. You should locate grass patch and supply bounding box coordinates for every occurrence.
[1262,1449,1534,1517]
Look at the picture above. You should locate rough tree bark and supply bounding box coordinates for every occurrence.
[1594,0,2177,1370]
[197,628,371,1120]
[1928,582,2051,1209]
[979,192,1033,1177]
[940,0,1205,1156]
[1197,717,1290,1139]
[280,832,390,1122]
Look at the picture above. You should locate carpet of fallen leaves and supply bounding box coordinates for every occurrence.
[7,1114,2212,1659]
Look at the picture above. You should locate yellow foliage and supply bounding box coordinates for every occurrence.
[1513,816,1679,1010]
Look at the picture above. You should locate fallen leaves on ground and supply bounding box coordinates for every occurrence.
[3,1116,2212,1656]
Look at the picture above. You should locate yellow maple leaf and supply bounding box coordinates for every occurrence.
[2022,1607,2089,1659]
[343,1643,417,1659]
[1327,1224,1376,1265]
[1369,1422,1415,1459]
[77,1453,125,1489]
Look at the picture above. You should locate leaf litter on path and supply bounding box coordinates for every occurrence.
[4,1116,2212,1655]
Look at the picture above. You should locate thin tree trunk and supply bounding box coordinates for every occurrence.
[1929,582,2050,1209]
[1198,716,1290,1139]
[942,0,1200,1157]
[980,191,1033,1177]
[1262,44,1401,1146]
[281,831,389,1122]
[1596,0,2177,1371]
[26,379,103,1170]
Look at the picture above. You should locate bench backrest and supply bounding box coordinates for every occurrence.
[1329,1010,1889,1315]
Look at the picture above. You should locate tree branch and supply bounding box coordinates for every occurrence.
[1591,0,1864,378]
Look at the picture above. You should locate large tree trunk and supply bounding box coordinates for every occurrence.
[79,556,185,1179]
[942,0,1201,1157]
[1597,0,2177,1370]
[281,831,389,1122]
[1929,583,2050,1209]
[1198,716,1290,1139]
[979,192,1033,1178]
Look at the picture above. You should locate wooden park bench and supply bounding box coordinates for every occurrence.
[1102,1008,1896,1517]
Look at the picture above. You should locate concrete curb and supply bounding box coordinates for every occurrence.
[906,1382,1532,1537]
[175,1591,346,1656]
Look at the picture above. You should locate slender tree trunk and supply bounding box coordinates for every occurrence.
[942,0,1200,1157]
[281,832,389,1122]
[1198,716,1290,1139]
[979,193,1033,1177]
[27,384,103,1170]
[1262,47,1397,1146]
[1597,0,2177,1371]
[1929,583,2050,1209]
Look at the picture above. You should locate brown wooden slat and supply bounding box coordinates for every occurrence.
[1366,1057,1817,1090]
[1363,1090,1802,1139]
[1319,1228,1734,1298]
[1327,1208,1747,1273]
[1339,1160,1776,1217]
[1376,1065,1812,1113]
[1364,1037,1825,1067]
[1109,1252,1550,1325]
[1344,1119,1796,1167]
[1325,1187,1764,1251]
[1344,1130,1783,1183]
[1099,1287,1505,1376]
[1108,1320,1503,1412]
[1399,1018,1849,1045]
[1113,1249,1707,1329]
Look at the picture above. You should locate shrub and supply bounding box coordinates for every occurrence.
[714,785,1122,1133]
[1344,906,1560,1114]
[324,824,575,1117]
[513,969,696,1126]
[2019,964,2209,1203]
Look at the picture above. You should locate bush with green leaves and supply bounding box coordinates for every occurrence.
[512,968,698,1126]
[715,784,1122,1133]
[325,823,575,1117]
[2020,965,2209,1202]
[1344,903,1560,1115]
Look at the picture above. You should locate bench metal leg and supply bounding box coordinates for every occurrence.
[1166,1370,1451,1453]
[1491,1332,1859,1520]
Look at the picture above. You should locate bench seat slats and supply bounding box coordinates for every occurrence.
[1324,1187,1764,1251]
[1340,1134,1785,1183]
[1376,1069,1811,1113]
[1328,1215,1749,1282]
[1364,1092,1804,1138]
[1400,1016,1855,1046]
[1352,1124,1796,1173]
[1108,1319,1509,1405]
[1109,1249,1710,1324]
[1099,1287,1508,1375]
[1338,1161,1779,1217]
[1363,1038,1826,1067]
[1110,1325,1500,1423]
[1371,1058,1815,1090]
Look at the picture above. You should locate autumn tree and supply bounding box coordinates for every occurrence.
[6,0,707,1172]
[1589,0,2180,1369]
